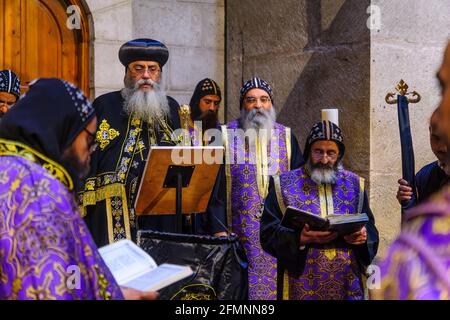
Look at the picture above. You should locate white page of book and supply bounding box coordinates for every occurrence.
[99,239,158,284]
[123,263,192,292]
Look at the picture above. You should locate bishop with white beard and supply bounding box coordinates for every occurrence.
[79,38,182,247]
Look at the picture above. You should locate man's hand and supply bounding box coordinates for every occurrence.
[120,286,159,300]
[343,226,367,245]
[396,178,413,204]
[299,224,338,245]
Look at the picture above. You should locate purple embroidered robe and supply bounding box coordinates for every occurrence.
[276,167,365,300]
[0,155,123,300]
[222,120,292,300]
[374,186,450,300]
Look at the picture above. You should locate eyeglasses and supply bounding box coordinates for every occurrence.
[244,96,271,105]
[130,64,161,76]
[84,128,98,152]
[311,149,338,160]
[0,99,15,107]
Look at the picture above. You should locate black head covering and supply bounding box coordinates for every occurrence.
[303,120,345,161]
[119,38,169,68]
[189,78,222,120]
[239,76,274,109]
[0,69,21,99]
[0,78,95,186]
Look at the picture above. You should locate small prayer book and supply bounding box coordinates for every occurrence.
[281,206,369,236]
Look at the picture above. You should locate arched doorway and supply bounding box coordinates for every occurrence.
[0,0,90,96]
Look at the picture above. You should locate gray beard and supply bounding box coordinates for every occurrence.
[240,107,276,132]
[121,78,170,122]
[306,158,342,185]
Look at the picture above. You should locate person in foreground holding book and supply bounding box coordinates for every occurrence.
[0,79,156,300]
[261,120,379,300]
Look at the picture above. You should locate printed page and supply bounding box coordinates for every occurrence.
[123,263,193,292]
[99,239,158,284]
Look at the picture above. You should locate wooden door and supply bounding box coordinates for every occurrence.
[0,0,90,96]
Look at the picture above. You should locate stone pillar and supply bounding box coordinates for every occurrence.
[370,0,450,256]
[84,0,133,98]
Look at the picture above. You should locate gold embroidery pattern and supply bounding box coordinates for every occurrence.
[288,247,362,299]
[0,158,121,299]
[279,168,365,299]
[0,138,73,191]
[80,116,143,243]
[223,121,291,300]
[94,265,112,300]
[170,284,217,300]
[373,210,450,300]
[96,119,120,150]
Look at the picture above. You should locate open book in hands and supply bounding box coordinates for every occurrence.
[281,206,369,236]
[99,239,193,292]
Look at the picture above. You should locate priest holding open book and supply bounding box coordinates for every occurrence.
[261,118,379,300]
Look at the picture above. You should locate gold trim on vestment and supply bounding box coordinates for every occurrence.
[105,197,114,244]
[121,182,131,240]
[0,138,74,191]
[273,175,287,215]
[221,125,233,233]
[319,184,328,218]
[325,183,334,215]
[283,271,290,300]
[256,137,269,199]
[358,177,365,213]
[286,127,291,171]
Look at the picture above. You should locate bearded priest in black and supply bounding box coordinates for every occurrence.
[79,39,182,247]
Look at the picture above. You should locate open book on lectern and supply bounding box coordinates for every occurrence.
[134,146,224,215]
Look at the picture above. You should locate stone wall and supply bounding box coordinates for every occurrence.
[227,0,450,256]
[84,0,225,121]
[132,0,225,120]
[226,0,371,178]
[84,0,133,98]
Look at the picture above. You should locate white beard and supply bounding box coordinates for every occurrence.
[306,158,342,185]
[121,78,170,121]
[240,106,276,132]
[240,107,276,145]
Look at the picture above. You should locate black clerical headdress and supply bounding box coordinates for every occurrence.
[0,78,95,187]
[119,38,169,68]
[239,77,274,109]
[0,69,21,99]
[304,120,345,161]
[189,78,222,120]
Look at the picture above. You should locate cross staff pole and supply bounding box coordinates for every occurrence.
[385,79,421,210]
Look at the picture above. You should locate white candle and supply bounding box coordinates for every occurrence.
[321,109,339,126]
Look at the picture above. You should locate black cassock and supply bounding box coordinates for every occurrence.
[79,91,226,247]
[403,161,449,211]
